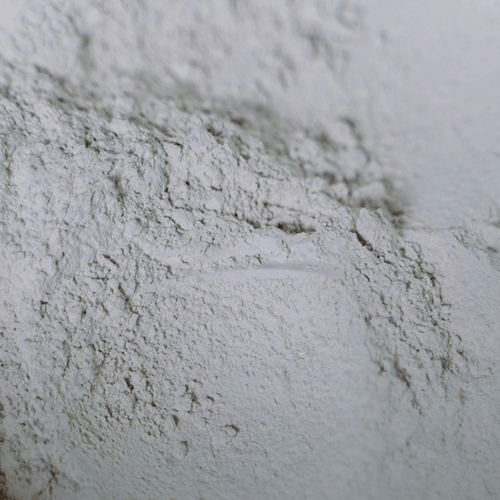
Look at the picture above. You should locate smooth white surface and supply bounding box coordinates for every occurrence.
[343,0,500,228]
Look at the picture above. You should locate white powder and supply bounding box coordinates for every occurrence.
[1,1,500,500]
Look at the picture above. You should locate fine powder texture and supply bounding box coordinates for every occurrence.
[1,1,500,499]
[1,63,500,500]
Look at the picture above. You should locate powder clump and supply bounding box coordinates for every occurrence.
[1,62,499,500]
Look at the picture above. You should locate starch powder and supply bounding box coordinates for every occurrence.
[1,1,500,499]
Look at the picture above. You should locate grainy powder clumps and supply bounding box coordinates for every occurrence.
[2,62,500,500]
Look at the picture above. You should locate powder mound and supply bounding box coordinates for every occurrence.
[0,66,476,500]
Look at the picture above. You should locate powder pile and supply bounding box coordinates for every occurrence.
[1,1,500,500]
